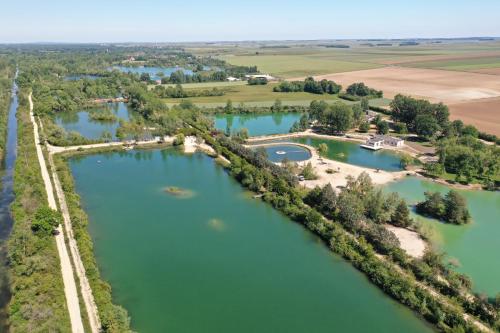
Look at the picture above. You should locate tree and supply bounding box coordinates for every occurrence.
[173,133,185,146]
[461,125,479,138]
[392,200,412,227]
[237,128,249,141]
[415,114,440,139]
[351,104,364,126]
[444,190,471,225]
[399,155,413,169]
[360,97,369,111]
[271,99,283,112]
[359,121,370,132]
[319,184,337,212]
[416,191,445,219]
[301,162,317,180]
[309,100,329,122]
[31,206,61,236]
[318,143,328,155]
[224,99,233,113]
[377,121,389,135]
[326,103,353,134]
[393,122,408,134]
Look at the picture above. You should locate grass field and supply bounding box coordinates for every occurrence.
[161,82,390,108]
[162,83,342,104]
[221,54,382,78]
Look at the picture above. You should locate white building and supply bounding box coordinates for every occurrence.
[245,74,275,81]
[361,137,384,150]
[361,135,404,150]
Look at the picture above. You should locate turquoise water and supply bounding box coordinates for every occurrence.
[214,113,302,136]
[385,177,500,296]
[292,137,403,171]
[253,144,312,163]
[69,149,433,333]
[54,103,131,140]
[113,66,194,81]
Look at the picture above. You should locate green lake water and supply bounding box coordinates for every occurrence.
[291,137,403,171]
[54,102,132,140]
[253,144,312,163]
[214,113,302,136]
[385,177,500,296]
[69,149,433,333]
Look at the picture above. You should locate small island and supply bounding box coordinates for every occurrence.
[416,190,471,225]
[163,186,195,199]
[88,109,118,122]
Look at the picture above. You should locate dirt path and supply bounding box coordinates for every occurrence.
[29,93,85,333]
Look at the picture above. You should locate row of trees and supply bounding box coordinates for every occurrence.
[153,84,225,99]
[345,82,383,98]
[273,77,342,95]
[416,190,471,225]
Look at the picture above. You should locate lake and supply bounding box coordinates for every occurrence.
[291,137,403,171]
[69,149,433,333]
[113,66,194,81]
[54,102,131,140]
[252,144,312,163]
[214,113,302,136]
[385,177,500,296]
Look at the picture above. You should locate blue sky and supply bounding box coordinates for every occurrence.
[1,0,500,42]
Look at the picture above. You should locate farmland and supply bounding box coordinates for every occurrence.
[220,53,382,78]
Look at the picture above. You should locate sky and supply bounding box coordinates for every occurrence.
[1,0,500,43]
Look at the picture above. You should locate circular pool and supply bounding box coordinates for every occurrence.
[253,144,312,163]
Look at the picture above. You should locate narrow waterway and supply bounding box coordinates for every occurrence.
[0,72,18,330]
[70,149,434,333]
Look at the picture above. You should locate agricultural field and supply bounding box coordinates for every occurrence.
[220,53,382,78]
[449,97,500,136]
[402,55,500,74]
[197,41,500,78]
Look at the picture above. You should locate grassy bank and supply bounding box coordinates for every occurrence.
[54,151,133,332]
[6,90,71,332]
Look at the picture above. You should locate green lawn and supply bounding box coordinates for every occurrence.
[162,83,345,104]
[161,81,390,108]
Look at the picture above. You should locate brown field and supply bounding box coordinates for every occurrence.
[473,68,500,75]
[449,98,500,136]
[296,66,500,135]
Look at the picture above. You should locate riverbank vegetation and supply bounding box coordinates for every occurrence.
[7,89,71,331]
[0,58,15,166]
[416,190,471,225]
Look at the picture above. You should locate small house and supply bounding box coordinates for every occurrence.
[361,137,384,150]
